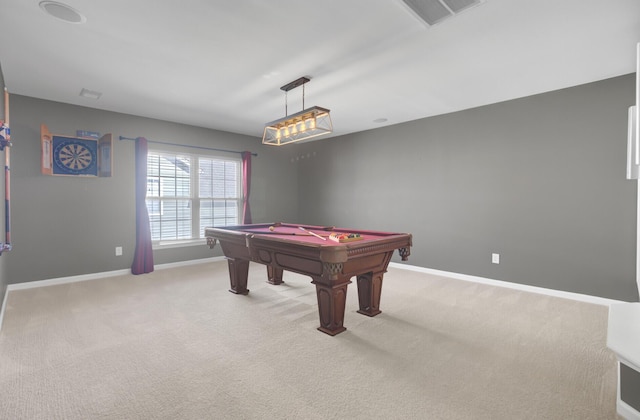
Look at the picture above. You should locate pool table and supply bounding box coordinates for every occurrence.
[205,222,412,335]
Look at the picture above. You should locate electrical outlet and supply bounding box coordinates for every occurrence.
[492,253,500,264]
[115,246,123,256]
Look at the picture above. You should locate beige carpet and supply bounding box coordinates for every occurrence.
[0,260,618,419]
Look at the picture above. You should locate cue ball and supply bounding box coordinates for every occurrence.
[269,226,275,231]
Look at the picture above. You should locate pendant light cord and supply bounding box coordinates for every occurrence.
[282,77,308,117]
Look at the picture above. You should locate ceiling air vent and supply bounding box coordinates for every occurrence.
[400,0,484,26]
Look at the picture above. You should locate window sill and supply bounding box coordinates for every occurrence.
[152,239,207,250]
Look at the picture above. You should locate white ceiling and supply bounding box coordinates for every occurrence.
[0,0,639,141]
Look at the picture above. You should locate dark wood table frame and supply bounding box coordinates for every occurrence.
[206,224,412,336]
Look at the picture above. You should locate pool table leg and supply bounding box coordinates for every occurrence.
[312,277,351,336]
[356,271,384,317]
[226,257,250,295]
[266,266,284,285]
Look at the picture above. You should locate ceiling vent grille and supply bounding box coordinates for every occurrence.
[400,0,484,26]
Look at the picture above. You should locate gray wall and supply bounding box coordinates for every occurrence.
[4,75,639,302]
[7,95,299,284]
[0,65,6,311]
[294,74,638,302]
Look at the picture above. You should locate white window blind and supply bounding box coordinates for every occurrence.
[146,151,240,242]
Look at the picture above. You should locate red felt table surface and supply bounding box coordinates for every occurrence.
[229,223,399,245]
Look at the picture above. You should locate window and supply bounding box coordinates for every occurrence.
[146,150,240,242]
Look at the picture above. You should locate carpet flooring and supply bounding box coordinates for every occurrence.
[0,260,618,419]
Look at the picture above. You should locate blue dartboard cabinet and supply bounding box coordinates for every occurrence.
[41,124,112,177]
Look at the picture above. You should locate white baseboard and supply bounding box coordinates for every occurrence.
[618,399,640,420]
[389,262,624,306]
[0,285,8,334]
[7,268,131,291]
[4,258,621,304]
[6,257,224,292]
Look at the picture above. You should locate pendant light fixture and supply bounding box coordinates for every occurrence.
[262,77,332,146]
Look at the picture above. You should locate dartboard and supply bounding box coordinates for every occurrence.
[52,136,98,176]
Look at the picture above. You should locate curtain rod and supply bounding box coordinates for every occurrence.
[118,136,257,157]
